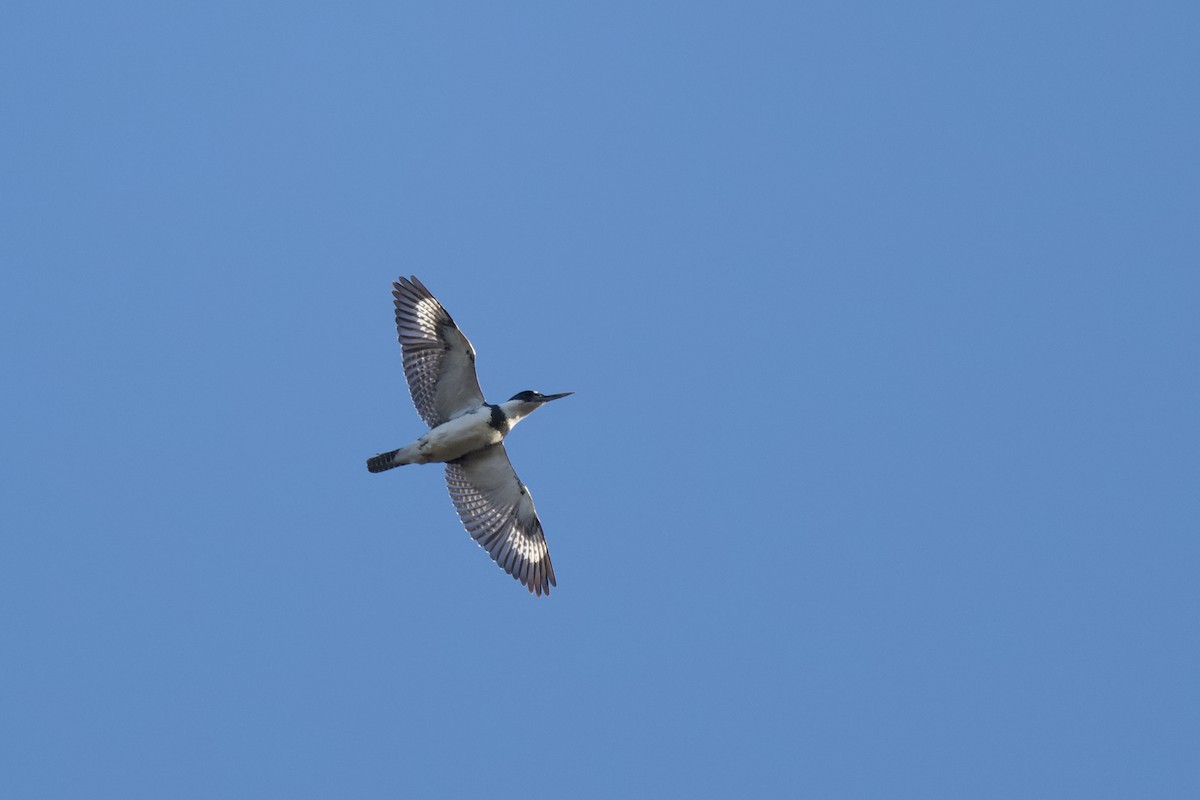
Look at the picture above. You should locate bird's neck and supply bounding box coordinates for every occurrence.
[496,399,537,429]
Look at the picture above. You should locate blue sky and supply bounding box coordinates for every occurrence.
[2,2,1198,797]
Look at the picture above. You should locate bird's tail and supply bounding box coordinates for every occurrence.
[367,449,405,473]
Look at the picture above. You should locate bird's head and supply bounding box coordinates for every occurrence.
[501,390,574,426]
[509,390,573,404]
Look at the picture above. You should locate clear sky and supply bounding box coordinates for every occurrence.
[2,2,1198,797]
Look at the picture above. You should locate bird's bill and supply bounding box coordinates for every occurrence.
[540,392,574,402]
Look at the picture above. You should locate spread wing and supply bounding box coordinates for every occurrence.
[392,276,486,428]
[445,445,557,597]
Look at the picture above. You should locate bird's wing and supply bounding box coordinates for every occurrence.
[445,444,557,596]
[392,276,486,428]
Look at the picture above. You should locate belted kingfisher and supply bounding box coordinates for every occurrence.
[366,276,572,596]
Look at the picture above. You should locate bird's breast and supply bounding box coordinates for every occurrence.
[417,406,504,462]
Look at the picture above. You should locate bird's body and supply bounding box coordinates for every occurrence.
[369,403,504,468]
[368,397,554,468]
[366,276,571,596]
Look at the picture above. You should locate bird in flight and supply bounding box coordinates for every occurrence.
[366,276,572,596]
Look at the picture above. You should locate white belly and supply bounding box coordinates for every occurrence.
[410,406,502,463]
